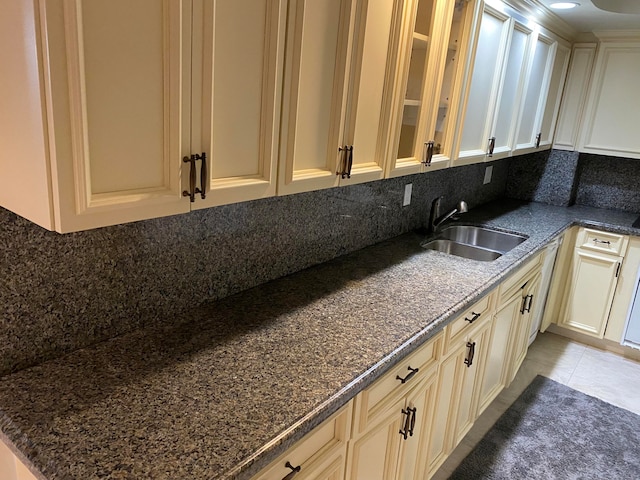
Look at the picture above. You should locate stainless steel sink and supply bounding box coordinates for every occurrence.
[421,239,502,261]
[421,225,527,261]
[438,225,527,252]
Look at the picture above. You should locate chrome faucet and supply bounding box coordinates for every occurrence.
[428,197,468,234]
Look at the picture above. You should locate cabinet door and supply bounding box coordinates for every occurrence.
[388,0,473,176]
[45,0,192,232]
[340,0,400,186]
[277,0,353,195]
[559,248,622,338]
[508,273,541,383]
[193,0,286,208]
[455,3,510,165]
[553,44,597,151]
[538,42,570,149]
[425,347,464,478]
[512,31,556,155]
[477,292,518,415]
[345,397,406,480]
[578,40,640,159]
[453,320,491,446]
[489,19,532,159]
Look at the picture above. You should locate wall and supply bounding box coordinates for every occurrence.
[506,150,640,213]
[0,160,508,376]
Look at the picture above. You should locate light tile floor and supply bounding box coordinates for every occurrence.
[432,331,640,479]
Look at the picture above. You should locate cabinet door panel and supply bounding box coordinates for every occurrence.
[579,43,640,158]
[346,400,404,480]
[559,249,622,338]
[47,0,191,232]
[425,350,462,477]
[340,0,397,186]
[454,321,491,445]
[513,32,555,152]
[539,42,570,148]
[491,21,531,157]
[456,5,509,164]
[553,44,596,151]
[278,0,353,195]
[477,294,518,415]
[196,0,286,207]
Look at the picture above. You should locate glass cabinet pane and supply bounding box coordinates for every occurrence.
[433,0,468,155]
[396,0,435,160]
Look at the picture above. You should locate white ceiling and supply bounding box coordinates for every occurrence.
[537,0,640,33]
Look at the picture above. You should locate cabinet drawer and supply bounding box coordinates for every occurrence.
[499,251,544,302]
[252,401,352,480]
[352,331,442,435]
[444,293,494,354]
[576,228,628,256]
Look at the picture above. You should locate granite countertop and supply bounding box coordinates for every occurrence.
[1,200,639,480]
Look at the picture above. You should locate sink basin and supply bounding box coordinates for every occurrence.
[421,239,502,261]
[420,225,528,261]
[438,225,527,252]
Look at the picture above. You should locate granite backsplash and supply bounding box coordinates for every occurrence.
[0,159,508,376]
[506,149,640,213]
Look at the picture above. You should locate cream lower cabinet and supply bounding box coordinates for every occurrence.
[424,294,493,478]
[252,402,353,480]
[557,228,629,339]
[0,440,38,480]
[477,252,543,413]
[346,332,442,480]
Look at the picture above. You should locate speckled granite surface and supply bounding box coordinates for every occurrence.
[1,200,639,480]
[0,159,508,377]
[575,153,640,213]
[506,149,580,206]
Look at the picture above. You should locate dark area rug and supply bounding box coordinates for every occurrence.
[449,375,640,479]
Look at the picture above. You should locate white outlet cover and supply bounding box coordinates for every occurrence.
[403,183,412,206]
[483,166,493,185]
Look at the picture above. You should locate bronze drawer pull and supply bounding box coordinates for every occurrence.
[282,461,301,480]
[396,366,419,384]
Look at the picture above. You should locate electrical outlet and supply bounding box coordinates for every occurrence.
[483,166,493,185]
[403,183,412,206]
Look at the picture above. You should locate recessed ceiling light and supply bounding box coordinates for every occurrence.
[550,2,580,9]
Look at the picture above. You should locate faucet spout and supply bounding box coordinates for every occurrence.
[428,198,468,234]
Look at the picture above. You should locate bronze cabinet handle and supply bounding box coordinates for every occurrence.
[183,153,207,202]
[182,156,196,202]
[423,141,434,166]
[464,341,476,367]
[399,406,416,440]
[535,132,542,148]
[465,312,481,324]
[487,137,496,156]
[282,461,301,480]
[197,152,207,200]
[396,366,419,384]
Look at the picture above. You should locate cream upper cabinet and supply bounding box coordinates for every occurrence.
[512,31,557,155]
[553,44,597,151]
[0,0,287,232]
[454,1,540,165]
[278,0,400,195]
[387,0,475,176]
[558,228,629,339]
[0,0,193,232]
[193,0,287,209]
[537,42,570,150]
[577,33,640,159]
